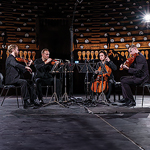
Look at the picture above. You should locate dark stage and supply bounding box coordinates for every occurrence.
[0,95,150,150]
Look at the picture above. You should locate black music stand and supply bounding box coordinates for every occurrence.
[43,65,65,108]
[76,62,96,101]
[59,62,75,102]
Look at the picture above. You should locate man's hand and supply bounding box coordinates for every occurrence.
[95,70,99,74]
[25,66,32,73]
[120,64,129,70]
[45,58,52,64]
[27,60,33,66]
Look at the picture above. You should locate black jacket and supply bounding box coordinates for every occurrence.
[34,58,53,79]
[5,54,26,84]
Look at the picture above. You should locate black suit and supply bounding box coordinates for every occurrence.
[121,52,149,101]
[5,54,36,102]
[34,58,61,100]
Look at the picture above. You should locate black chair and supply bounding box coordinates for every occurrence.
[135,82,150,107]
[31,72,53,99]
[113,82,121,102]
[0,73,22,107]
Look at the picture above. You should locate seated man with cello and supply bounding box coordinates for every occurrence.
[5,44,38,109]
[120,45,149,106]
[34,48,61,105]
[91,50,117,102]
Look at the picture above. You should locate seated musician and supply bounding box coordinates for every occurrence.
[34,48,61,105]
[120,45,149,106]
[5,44,38,109]
[91,50,117,102]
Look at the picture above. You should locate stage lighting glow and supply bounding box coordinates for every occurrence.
[144,14,150,22]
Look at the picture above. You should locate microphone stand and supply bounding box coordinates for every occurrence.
[84,58,89,100]
[69,0,83,98]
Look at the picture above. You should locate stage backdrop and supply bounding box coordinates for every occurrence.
[37,18,71,60]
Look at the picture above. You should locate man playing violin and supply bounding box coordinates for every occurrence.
[34,48,61,105]
[120,45,149,106]
[91,50,117,102]
[5,44,38,109]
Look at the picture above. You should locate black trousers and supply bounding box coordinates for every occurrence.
[120,76,137,101]
[15,79,37,102]
[35,78,61,100]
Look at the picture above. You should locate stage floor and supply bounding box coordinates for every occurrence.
[0,94,150,150]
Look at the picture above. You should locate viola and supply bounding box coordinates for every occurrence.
[15,57,34,65]
[120,53,139,70]
[91,64,112,93]
[44,59,64,66]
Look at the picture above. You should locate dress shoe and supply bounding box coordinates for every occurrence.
[23,100,30,109]
[122,100,136,107]
[32,100,40,106]
[26,101,34,107]
[39,100,45,105]
[34,101,40,106]
[118,98,127,103]
[106,99,111,103]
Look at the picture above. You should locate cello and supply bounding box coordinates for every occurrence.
[91,64,112,93]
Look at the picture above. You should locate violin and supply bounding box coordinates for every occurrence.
[120,53,139,70]
[15,57,34,66]
[44,59,64,66]
[91,64,112,93]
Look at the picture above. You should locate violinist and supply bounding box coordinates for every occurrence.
[119,45,149,106]
[5,44,38,109]
[34,48,61,105]
[91,50,117,102]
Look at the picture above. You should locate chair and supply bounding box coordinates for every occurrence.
[0,73,22,107]
[31,72,53,99]
[113,82,121,102]
[135,82,150,107]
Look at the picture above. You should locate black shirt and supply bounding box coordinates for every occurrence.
[34,58,53,79]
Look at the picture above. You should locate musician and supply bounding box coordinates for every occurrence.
[120,45,149,106]
[5,44,38,109]
[34,48,61,105]
[91,50,117,102]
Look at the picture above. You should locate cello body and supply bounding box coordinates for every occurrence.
[91,64,112,93]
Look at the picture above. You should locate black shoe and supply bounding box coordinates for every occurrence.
[118,98,127,103]
[39,100,45,105]
[106,99,111,103]
[26,101,34,107]
[122,100,136,107]
[23,100,30,109]
[33,101,40,106]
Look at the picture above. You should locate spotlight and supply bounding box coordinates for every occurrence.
[77,0,83,4]
[144,14,150,22]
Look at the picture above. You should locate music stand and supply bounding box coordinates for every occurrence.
[76,62,96,100]
[43,64,65,108]
[59,62,75,102]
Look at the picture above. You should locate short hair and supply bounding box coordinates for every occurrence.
[41,48,50,55]
[7,44,18,54]
[99,50,107,57]
[128,45,138,50]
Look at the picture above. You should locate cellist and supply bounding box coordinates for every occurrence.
[91,50,117,103]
